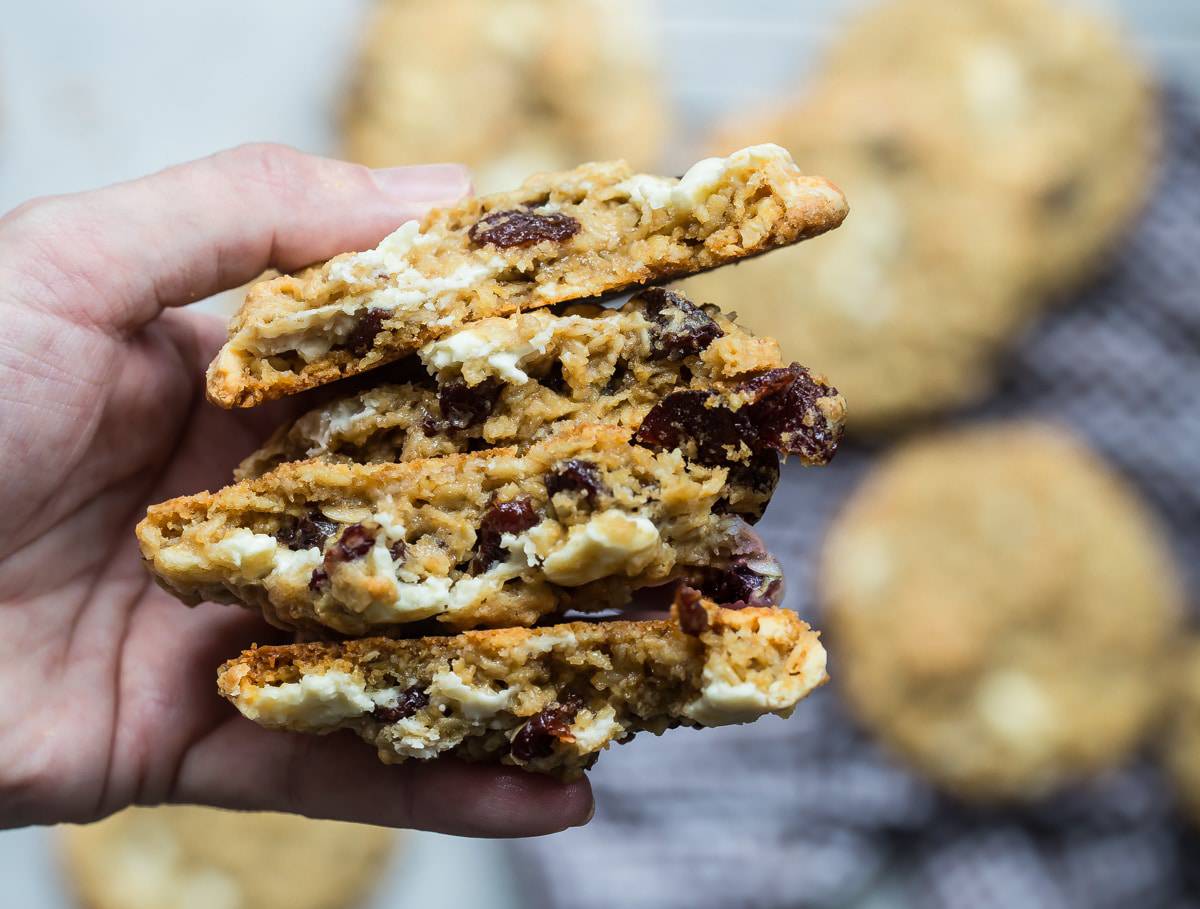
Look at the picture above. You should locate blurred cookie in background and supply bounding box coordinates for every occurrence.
[61,806,395,909]
[825,0,1159,296]
[683,75,1034,431]
[684,0,1158,431]
[821,423,1182,801]
[343,0,666,193]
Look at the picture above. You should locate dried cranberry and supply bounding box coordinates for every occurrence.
[675,584,709,636]
[510,694,584,762]
[635,389,749,465]
[482,497,539,535]
[438,378,502,430]
[469,209,581,248]
[308,567,329,591]
[693,562,781,608]
[636,365,841,472]
[276,510,337,551]
[743,365,842,464]
[471,496,539,572]
[372,685,429,723]
[389,540,407,561]
[720,449,781,524]
[636,390,779,521]
[323,524,376,574]
[728,449,781,493]
[641,288,724,360]
[545,459,608,506]
[344,308,387,357]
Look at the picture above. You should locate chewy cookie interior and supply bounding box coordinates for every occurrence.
[207,145,848,406]
[237,289,845,480]
[139,426,787,635]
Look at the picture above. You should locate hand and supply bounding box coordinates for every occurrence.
[0,144,593,834]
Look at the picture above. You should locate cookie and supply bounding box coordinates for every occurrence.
[343,0,666,193]
[206,145,848,408]
[685,75,1032,430]
[824,0,1158,294]
[217,590,827,779]
[61,806,393,909]
[821,423,1182,801]
[1163,641,1200,824]
[138,423,789,636]
[236,289,845,480]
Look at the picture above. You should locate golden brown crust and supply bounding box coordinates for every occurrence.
[217,597,828,778]
[205,148,847,408]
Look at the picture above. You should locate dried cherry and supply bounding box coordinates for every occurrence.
[469,209,580,248]
[344,308,387,357]
[510,693,585,762]
[324,524,375,570]
[276,511,337,551]
[471,496,539,572]
[438,378,502,429]
[545,459,608,506]
[641,288,724,360]
[372,685,430,723]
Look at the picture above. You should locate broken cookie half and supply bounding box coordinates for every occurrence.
[216,591,827,779]
[206,144,848,407]
[237,288,846,480]
[138,424,787,636]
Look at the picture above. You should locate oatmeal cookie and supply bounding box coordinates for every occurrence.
[206,145,848,408]
[683,76,1034,431]
[61,806,393,909]
[821,423,1182,801]
[217,591,827,779]
[236,289,845,480]
[343,0,665,193]
[138,424,787,636]
[824,0,1158,294]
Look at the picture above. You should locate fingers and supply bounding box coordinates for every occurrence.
[170,717,594,837]
[0,143,471,333]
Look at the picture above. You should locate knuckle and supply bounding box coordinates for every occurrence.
[219,142,311,195]
[0,194,67,241]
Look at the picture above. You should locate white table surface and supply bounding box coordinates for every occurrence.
[0,2,1195,907]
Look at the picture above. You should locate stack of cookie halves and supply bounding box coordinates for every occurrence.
[137,146,848,778]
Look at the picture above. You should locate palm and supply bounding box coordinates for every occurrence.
[0,301,282,826]
[0,145,588,835]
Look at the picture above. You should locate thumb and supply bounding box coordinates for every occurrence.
[0,143,471,333]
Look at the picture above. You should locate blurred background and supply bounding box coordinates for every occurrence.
[2,1,1199,907]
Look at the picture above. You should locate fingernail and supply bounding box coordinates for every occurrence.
[371,163,472,203]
